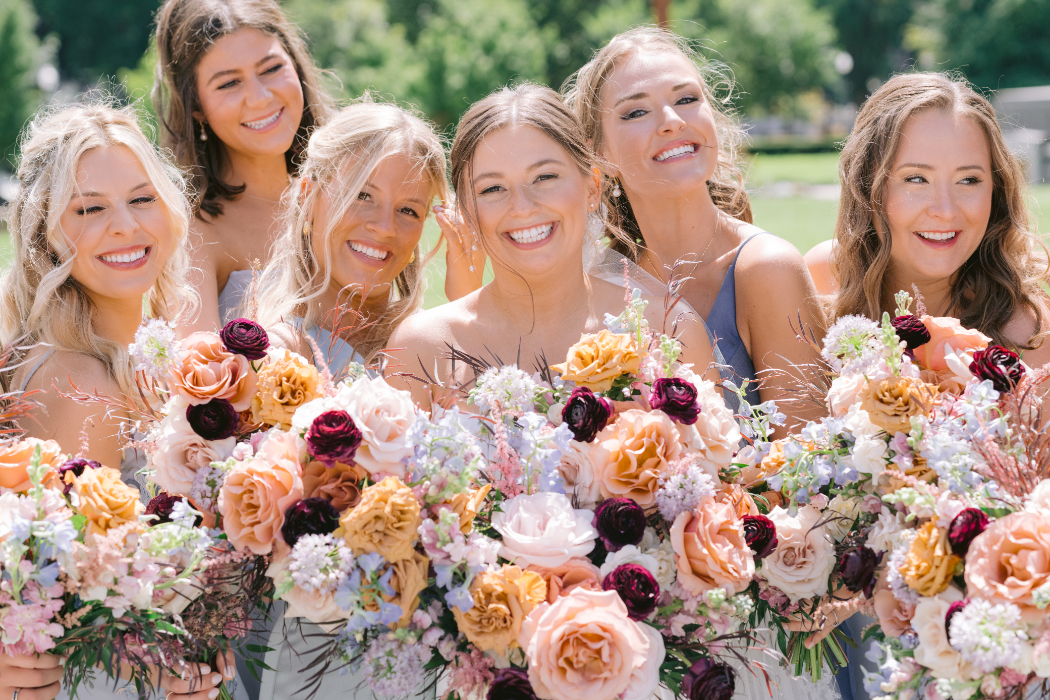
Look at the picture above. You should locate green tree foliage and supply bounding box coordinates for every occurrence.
[0,0,41,164]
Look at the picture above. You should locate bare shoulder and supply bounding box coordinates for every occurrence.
[388,296,478,374]
[1004,301,1050,367]
[731,227,814,297]
[24,349,117,397]
[733,226,808,270]
[803,239,837,295]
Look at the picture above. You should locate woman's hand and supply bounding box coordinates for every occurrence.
[783,590,869,649]
[160,651,235,700]
[435,202,485,301]
[0,653,63,700]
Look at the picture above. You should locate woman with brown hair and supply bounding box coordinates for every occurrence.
[804,72,1050,367]
[153,0,333,331]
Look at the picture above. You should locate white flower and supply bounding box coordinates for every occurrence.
[822,315,882,375]
[853,434,889,474]
[599,544,661,580]
[1026,478,1050,515]
[912,592,976,680]
[640,527,677,588]
[289,380,356,434]
[949,599,1028,673]
[150,400,236,497]
[866,507,907,554]
[469,365,541,415]
[129,318,179,380]
[844,404,880,438]
[824,495,864,542]
[491,491,596,568]
[675,370,741,465]
[755,505,836,602]
[343,375,421,478]
[827,374,866,417]
[558,441,602,508]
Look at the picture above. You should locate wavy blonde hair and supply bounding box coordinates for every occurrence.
[563,26,752,259]
[255,99,448,363]
[0,102,196,404]
[831,72,1048,351]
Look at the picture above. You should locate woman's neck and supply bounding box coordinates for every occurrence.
[225,149,290,202]
[312,284,391,338]
[884,266,954,317]
[483,253,593,336]
[89,295,146,347]
[625,181,720,272]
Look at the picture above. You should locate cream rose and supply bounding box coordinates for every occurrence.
[824,495,864,542]
[827,373,866,417]
[676,371,741,465]
[912,592,976,680]
[852,435,888,475]
[492,492,596,568]
[756,505,836,602]
[558,440,602,508]
[1027,479,1050,514]
[343,376,418,477]
[151,404,235,498]
[170,331,257,410]
[591,409,682,510]
[670,497,754,596]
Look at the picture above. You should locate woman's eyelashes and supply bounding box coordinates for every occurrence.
[901,174,983,186]
[355,191,422,218]
[216,63,284,91]
[619,94,701,121]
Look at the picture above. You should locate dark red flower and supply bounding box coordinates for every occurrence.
[145,492,203,527]
[602,563,660,620]
[650,377,701,425]
[947,508,989,557]
[682,657,736,700]
[562,387,614,443]
[281,497,341,547]
[741,514,778,560]
[486,668,537,700]
[593,498,647,551]
[220,318,270,361]
[945,599,968,647]
[969,345,1026,393]
[837,546,880,598]
[186,398,240,441]
[305,410,363,466]
[892,315,932,350]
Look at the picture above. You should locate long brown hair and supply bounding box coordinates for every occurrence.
[563,26,751,260]
[152,0,333,217]
[831,72,1047,351]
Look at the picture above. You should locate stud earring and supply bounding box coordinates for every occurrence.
[612,180,621,198]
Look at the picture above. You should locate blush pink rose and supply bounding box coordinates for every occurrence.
[827,374,866,417]
[670,497,755,596]
[170,332,257,410]
[343,376,417,477]
[558,441,602,508]
[527,557,603,603]
[872,574,916,637]
[756,505,836,602]
[492,492,596,568]
[519,588,663,700]
[151,404,235,497]
[916,316,990,372]
[219,432,304,554]
[266,553,349,632]
[965,511,1050,621]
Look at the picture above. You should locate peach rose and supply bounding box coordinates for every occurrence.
[872,576,915,637]
[756,505,836,602]
[267,554,349,631]
[916,316,990,372]
[343,376,418,478]
[302,460,367,512]
[591,409,682,510]
[670,497,755,596]
[445,484,492,534]
[912,592,976,680]
[527,557,603,603]
[338,477,421,561]
[715,483,759,518]
[860,375,935,435]
[452,564,546,653]
[1026,479,1050,515]
[550,330,641,392]
[677,372,742,466]
[366,552,429,628]
[881,457,937,496]
[519,588,663,700]
[0,438,62,492]
[218,433,304,554]
[250,348,320,430]
[151,405,236,498]
[72,466,145,536]
[899,521,960,597]
[170,332,257,410]
[558,440,602,508]
[965,511,1050,619]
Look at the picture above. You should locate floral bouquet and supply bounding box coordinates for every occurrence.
[0,438,254,699]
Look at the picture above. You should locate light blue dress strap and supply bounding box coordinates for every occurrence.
[287,317,365,381]
[218,270,255,325]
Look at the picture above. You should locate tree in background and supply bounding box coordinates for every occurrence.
[32,0,154,83]
[0,0,42,165]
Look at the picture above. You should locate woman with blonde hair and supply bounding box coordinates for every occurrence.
[0,102,235,700]
[805,72,1050,367]
[563,27,826,425]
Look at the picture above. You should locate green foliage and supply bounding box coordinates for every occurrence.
[0,0,41,165]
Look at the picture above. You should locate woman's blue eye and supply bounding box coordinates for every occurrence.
[677,95,699,105]
[621,108,647,121]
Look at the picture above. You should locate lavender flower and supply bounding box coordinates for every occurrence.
[655,465,716,522]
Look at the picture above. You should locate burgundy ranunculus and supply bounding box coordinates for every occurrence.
[947,508,990,557]
[649,377,701,425]
[220,318,270,361]
[57,457,101,493]
[281,497,341,547]
[602,563,659,621]
[306,410,363,466]
[487,668,537,700]
[592,497,647,551]
[892,314,932,350]
[145,491,203,527]
[561,386,614,443]
[969,345,1026,393]
[741,514,778,560]
[186,398,240,440]
[837,546,880,598]
[945,599,968,647]
[682,657,736,700]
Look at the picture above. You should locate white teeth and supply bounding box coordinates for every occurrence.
[100,248,146,264]
[508,223,554,244]
[655,144,697,162]
[350,241,388,261]
[243,110,281,130]
[917,231,957,242]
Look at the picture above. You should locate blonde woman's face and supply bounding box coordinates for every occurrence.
[883,109,993,285]
[468,124,598,278]
[314,153,431,301]
[60,145,176,304]
[194,28,305,161]
[599,49,719,200]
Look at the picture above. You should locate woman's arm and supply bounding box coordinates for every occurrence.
[803,239,838,296]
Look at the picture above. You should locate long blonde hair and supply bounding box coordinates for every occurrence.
[255,100,448,363]
[832,72,1047,351]
[563,26,751,259]
[0,102,196,403]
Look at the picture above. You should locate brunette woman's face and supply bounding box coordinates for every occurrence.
[61,146,175,304]
[599,49,719,199]
[313,154,431,301]
[194,28,305,160]
[468,124,599,278]
[883,109,993,285]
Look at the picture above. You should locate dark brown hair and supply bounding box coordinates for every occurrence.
[831,72,1048,351]
[152,0,333,217]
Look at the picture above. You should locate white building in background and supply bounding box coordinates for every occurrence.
[994,85,1050,183]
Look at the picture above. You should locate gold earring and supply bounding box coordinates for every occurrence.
[303,221,312,236]
[409,251,416,264]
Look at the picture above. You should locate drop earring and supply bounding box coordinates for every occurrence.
[199,123,208,142]
[612,180,621,198]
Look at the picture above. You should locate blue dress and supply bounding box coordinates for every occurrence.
[218,270,254,325]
